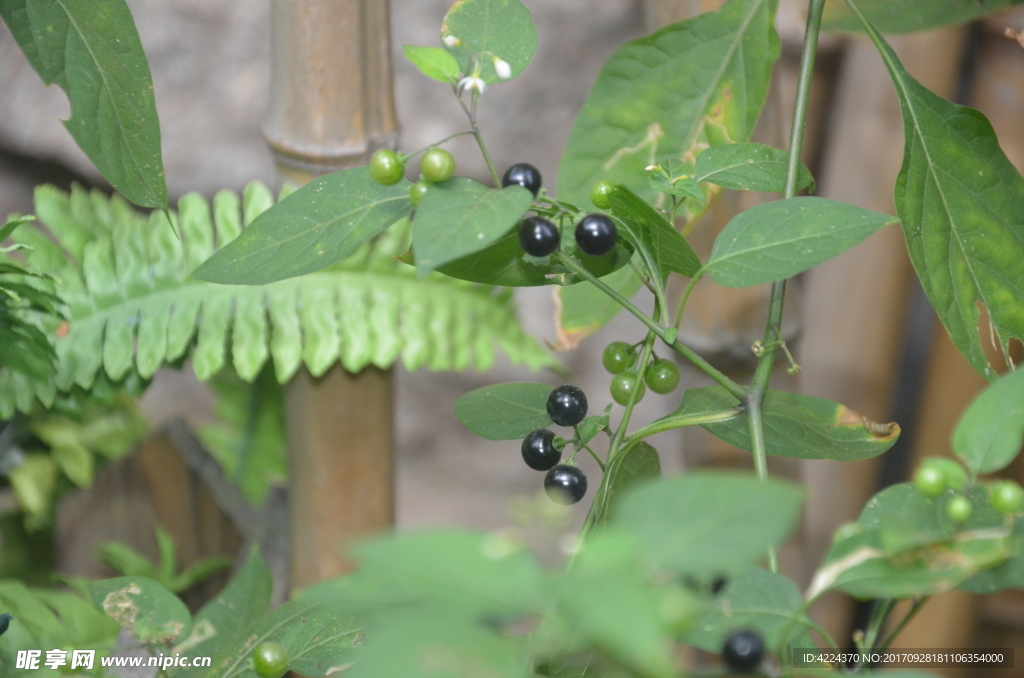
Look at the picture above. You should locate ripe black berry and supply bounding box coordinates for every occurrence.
[575,214,617,256]
[502,163,542,196]
[544,465,588,505]
[722,630,764,674]
[519,216,560,257]
[0,612,10,637]
[522,429,561,471]
[546,385,588,427]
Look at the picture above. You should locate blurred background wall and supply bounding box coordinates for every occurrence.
[2,0,1024,673]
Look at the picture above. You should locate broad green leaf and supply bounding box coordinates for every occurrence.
[688,566,811,655]
[171,548,272,678]
[30,588,121,648]
[7,455,57,528]
[87,576,190,644]
[0,580,72,648]
[853,11,1024,379]
[694,142,814,193]
[192,168,413,285]
[680,386,899,461]
[608,185,700,281]
[0,0,167,208]
[203,600,361,678]
[554,0,780,340]
[402,44,460,82]
[455,382,553,440]
[413,178,533,276]
[960,517,1024,594]
[952,368,1024,476]
[615,471,803,576]
[703,196,897,287]
[440,0,538,83]
[584,442,661,531]
[822,0,1023,33]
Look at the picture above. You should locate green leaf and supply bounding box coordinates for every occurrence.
[688,566,811,655]
[703,196,897,287]
[960,517,1024,594]
[554,263,646,349]
[87,576,191,644]
[0,0,167,208]
[7,455,57,529]
[853,11,1024,379]
[98,542,156,578]
[0,214,34,243]
[822,0,1023,33]
[574,415,611,447]
[455,382,553,440]
[171,547,272,678]
[615,471,803,576]
[608,185,700,281]
[192,168,413,285]
[680,386,899,461]
[403,45,461,82]
[168,556,232,594]
[647,160,704,202]
[584,442,661,531]
[555,0,780,337]
[952,368,1024,477]
[694,142,814,193]
[440,0,538,83]
[413,178,533,276]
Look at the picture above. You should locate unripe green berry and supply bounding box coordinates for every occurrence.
[369,149,404,185]
[602,342,635,374]
[991,480,1024,515]
[590,180,615,209]
[252,642,289,678]
[946,495,972,523]
[611,372,645,406]
[913,463,948,498]
[645,358,680,394]
[420,148,456,183]
[410,180,429,207]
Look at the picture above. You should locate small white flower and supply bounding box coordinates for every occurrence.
[443,35,462,47]
[645,165,658,172]
[493,57,512,80]
[458,76,487,94]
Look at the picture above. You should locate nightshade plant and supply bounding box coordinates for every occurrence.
[3,0,1024,676]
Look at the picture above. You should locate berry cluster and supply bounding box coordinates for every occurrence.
[912,456,1024,522]
[602,342,680,405]
[369,147,457,206]
[521,385,590,505]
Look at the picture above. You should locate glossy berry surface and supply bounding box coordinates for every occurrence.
[547,385,588,427]
[602,341,635,374]
[575,214,618,256]
[544,465,588,505]
[502,163,542,196]
[611,372,645,406]
[645,359,680,394]
[522,429,561,471]
[410,180,429,207]
[369,149,404,185]
[590,180,615,209]
[252,642,289,678]
[518,216,560,257]
[991,481,1024,515]
[420,148,456,183]
[722,630,764,674]
[913,463,947,498]
[946,495,972,523]
[0,612,10,637]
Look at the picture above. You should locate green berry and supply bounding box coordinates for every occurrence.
[602,342,635,374]
[410,180,429,207]
[420,148,456,183]
[611,372,645,406]
[645,358,680,394]
[991,481,1024,515]
[913,463,948,498]
[590,180,615,209]
[369,149,404,185]
[946,495,972,523]
[252,642,289,678]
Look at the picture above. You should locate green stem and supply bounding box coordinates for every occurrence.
[746,400,779,573]
[455,92,502,186]
[877,597,929,652]
[553,251,747,401]
[856,599,895,671]
[607,330,657,459]
[673,273,702,329]
[623,407,741,449]
[403,130,476,160]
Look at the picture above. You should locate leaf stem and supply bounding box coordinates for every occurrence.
[623,407,741,450]
[580,441,606,471]
[673,273,702,329]
[553,251,747,401]
[455,89,503,186]
[402,130,477,160]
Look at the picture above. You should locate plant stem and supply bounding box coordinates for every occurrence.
[403,130,476,160]
[673,273,702,329]
[856,598,895,670]
[455,91,503,186]
[580,441,606,471]
[623,407,741,448]
[877,597,929,652]
[553,251,747,401]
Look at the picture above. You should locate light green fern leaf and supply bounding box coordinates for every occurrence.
[0,183,556,417]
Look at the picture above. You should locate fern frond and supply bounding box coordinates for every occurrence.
[1,183,556,416]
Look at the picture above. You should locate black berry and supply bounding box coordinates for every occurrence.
[546,385,588,427]
[722,630,764,674]
[522,429,561,471]
[575,214,617,256]
[0,612,10,637]
[711,577,728,595]
[544,465,588,505]
[502,163,543,196]
[519,216,560,257]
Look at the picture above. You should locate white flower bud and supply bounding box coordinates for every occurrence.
[493,57,512,80]
[443,35,462,47]
[457,76,487,95]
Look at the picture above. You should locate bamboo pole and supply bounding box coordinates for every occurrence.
[263,0,399,589]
